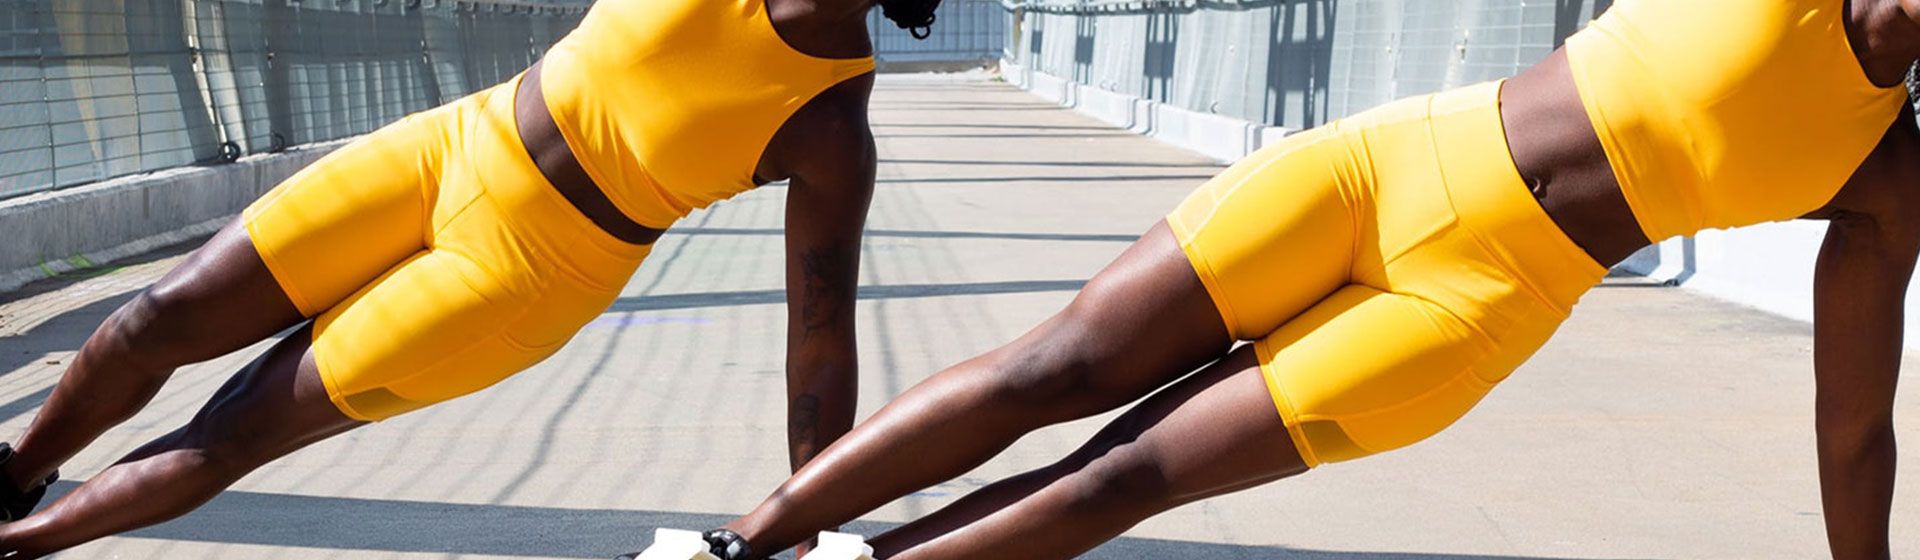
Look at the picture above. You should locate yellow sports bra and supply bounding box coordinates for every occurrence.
[1565,0,1908,242]
[539,0,876,229]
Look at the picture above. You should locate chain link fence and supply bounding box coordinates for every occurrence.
[0,0,585,201]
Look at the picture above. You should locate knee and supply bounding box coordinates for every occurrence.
[979,312,1108,411]
[172,425,270,477]
[146,443,257,487]
[984,305,1171,420]
[97,288,194,368]
[1066,443,1176,512]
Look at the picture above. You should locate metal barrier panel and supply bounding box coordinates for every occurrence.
[1,1,55,197]
[1011,0,1613,130]
[0,0,221,198]
[1,0,997,202]
[0,0,585,201]
[868,0,1006,64]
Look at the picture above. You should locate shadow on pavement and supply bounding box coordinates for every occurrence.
[0,236,203,307]
[91,485,1619,560]
[0,292,141,423]
[0,291,135,395]
[0,238,207,423]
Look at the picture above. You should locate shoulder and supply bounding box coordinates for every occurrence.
[795,73,876,135]
[768,73,878,182]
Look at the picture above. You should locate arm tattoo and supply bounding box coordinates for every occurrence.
[789,394,822,464]
[797,247,853,337]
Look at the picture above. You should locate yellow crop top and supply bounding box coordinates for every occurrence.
[1565,0,1908,242]
[539,0,876,229]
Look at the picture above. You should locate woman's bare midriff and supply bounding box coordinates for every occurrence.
[1499,50,1650,267]
[1503,1,1920,267]
[514,62,666,246]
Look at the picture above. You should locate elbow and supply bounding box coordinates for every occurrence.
[1816,412,1897,458]
[786,361,859,395]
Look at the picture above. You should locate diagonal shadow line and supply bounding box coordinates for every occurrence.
[668,228,1139,243]
[96,486,1637,560]
[0,236,210,423]
[485,211,728,504]
[0,291,144,423]
[603,280,1088,314]
[0,386,53,426]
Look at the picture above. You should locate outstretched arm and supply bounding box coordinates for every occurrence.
[1808,107,1920,560]
[778,94,877,471]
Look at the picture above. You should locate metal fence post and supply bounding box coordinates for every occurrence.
[39,0,55,195]
[262,0,293,151]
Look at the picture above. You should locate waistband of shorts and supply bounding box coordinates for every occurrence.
[1427,81,1608,313]
[476,72,652,262]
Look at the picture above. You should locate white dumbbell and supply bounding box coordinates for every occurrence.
[799,531,878,560]
[627,528,720,560]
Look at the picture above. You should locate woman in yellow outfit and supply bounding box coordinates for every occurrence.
[0,0,942,555]
[689,1,1920,558]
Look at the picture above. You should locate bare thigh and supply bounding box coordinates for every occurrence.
[95,221,305,367]
[974,221,1238,420]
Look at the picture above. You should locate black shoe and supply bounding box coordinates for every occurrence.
[703,529,752,560]
[613,529,752,560]
[0,443,56,522]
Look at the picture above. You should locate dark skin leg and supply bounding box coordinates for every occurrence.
[2,222,306,493]
[868,347,1304,559]
[723,222,1233,554]
[0,325,363,558]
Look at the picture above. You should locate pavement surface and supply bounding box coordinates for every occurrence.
[0,73,1916,559]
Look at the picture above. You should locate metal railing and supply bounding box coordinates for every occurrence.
[0,0,584,200]
[868,0,1006,65]
[1003,0,1616,130]
[0,0,1008,202]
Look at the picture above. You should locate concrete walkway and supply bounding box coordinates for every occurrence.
[0,74,1915,559]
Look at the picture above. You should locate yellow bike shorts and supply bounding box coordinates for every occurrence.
[243,74,651,421]
[1167,81,1607,467]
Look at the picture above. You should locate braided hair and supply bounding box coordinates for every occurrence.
[1908,60,1918,104]
[879,0,940,39]
[1907,61,1919,125]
